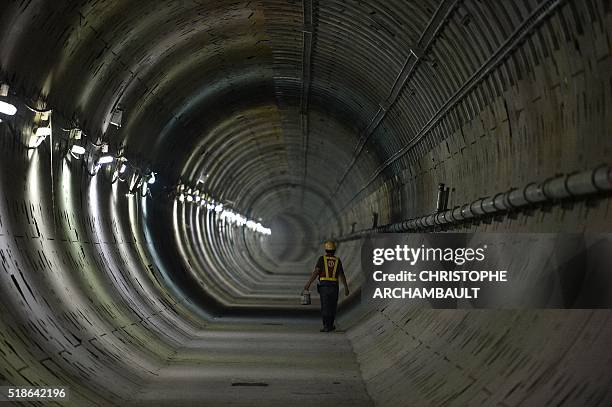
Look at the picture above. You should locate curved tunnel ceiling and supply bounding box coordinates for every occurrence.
[0,0,611,405]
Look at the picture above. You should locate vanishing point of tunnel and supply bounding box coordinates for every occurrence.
[0,0,611,406]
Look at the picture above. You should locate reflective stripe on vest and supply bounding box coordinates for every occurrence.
[320,255,339,281]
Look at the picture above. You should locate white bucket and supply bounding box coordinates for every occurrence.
[301,290,311,305]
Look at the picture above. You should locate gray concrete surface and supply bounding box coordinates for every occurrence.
[132,321,373,407]
[346,309,612,407]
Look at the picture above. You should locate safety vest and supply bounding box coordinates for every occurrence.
[320,255,339,281]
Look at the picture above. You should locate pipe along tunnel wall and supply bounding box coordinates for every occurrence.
[0,0,612,406]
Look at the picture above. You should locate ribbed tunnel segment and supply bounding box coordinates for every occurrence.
[0,0,611,406]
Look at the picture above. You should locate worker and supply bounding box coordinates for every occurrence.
[304,241,350,332]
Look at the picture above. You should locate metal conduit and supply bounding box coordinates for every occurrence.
[335,164,612,241]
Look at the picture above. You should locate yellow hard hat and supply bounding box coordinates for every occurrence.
[324,241,337,251]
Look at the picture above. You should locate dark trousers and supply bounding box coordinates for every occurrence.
[318,282,339,329]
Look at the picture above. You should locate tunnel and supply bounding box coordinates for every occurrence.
[0,0,612,406]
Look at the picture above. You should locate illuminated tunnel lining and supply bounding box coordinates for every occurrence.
[0,1,612,406]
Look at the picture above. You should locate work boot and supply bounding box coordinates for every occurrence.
[320,327,329,332]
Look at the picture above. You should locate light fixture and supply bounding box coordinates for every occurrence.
[28,126,52,148]
[110,108,123,127]
[0,101,17,116]
[148,172,156,184]
[97,155,114,164]
[178,181,272,234]
[71,145,85,155]
[253,222,271,235]
[0,84,16,116]
[35,127,52,137]
[119,163,127,174]
[71,129,82,140]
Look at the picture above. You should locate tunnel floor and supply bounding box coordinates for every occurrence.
[131,320,373,406]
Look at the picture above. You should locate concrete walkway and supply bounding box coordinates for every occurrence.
[132,320,373,406]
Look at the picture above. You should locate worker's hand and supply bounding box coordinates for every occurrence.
[344,287,350,296]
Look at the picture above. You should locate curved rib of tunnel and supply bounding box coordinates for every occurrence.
[0,1,611,406]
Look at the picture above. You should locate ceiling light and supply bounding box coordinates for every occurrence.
[70,129,82,140]
[98,155,114,164]
[71,145,85,155]
[110,108,123,127]
[35,127,52,137]
[253,222,271,235]
[0,101,17,116]
[29,127,51,148]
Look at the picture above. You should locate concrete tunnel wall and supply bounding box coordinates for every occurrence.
[0,0,611,406]
[329,1,612,404]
